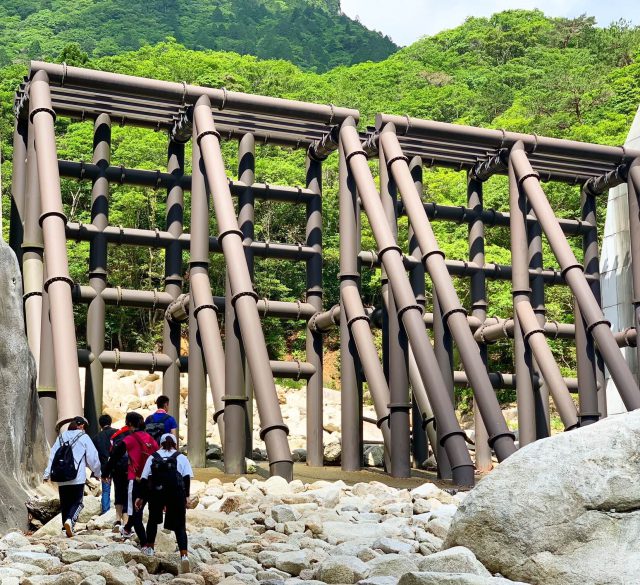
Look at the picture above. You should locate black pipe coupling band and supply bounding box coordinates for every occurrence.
[560,262,583,278]
[387,402,412,411]
[259,422,290,440]
[44,275,74,292]
[377,244,402,261]
[222,394,249,403]
[196,128,221,146]
[347,314,370,328]
[345,148,368,163]
[487,429,516,447]
[193,303,217,318]
[523,326,545,344]
[397,303,423,320]
[23,291,43,301]
[511,288,532,297]
[438,429,468,446]
[212,407,225,423]
[422,415,436,430]
[475,324,492,345]
[421,249,446,263]
[217,228,243,244]
[586,318,611,335]
[386,154,409,167]
[376,414,390,429]
[231,289,259,306]
[578,411,600,421]
[441,306,468,324]
[21,240,45,251]
[547,320,560,339]
[39,210,67,227]
[517,171,540,186]
[30,106,56,122]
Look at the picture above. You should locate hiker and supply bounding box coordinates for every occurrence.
[136,433,194,571]
[43,415,101,537]
[92,414,116,515]
[144,395,178,444]
[104,412,158,546]
[109,423,132,531]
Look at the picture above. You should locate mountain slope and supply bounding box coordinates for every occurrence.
[0,0,397,71]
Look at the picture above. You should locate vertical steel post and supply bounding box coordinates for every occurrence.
[509,147,537,447]
[163,140,185,424]
[305,153,324,467]
[468,176,492,471]
[188,304,206,459]
[408,157,429,468]
[238,134,255,458]
[84,114,111,435]
[574,186,601,425]
[379,142,411,478]
[339,139,363,472]
[528,210,551,438]
[30,71,83,423]
[38,266,58,445]
[628,159,640,386]
[22,116,44,370]
[10,120,28,267]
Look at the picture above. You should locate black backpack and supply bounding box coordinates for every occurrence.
[50,432,85,482]
[145,414,170,443]
[111,430,130,473]
[149,452,183,493]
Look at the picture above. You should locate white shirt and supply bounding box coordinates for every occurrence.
[43,430,102,486]
[140,449,194,479]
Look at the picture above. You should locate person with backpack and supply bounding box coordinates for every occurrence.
[136,433,193,572]
[109,424,131,531]
[145,395,178,444]
[43,416,102,537]
[92,414,116,515]
[103,412,158,546]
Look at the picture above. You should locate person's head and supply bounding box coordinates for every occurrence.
[99,414,112,429]
[160,433,177,451]
[125,411,144,431]
[68,415,88,431]
[156,395,170,411]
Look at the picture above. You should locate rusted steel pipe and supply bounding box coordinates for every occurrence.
[510,144,640,411]
[194,96,292,479]
[468,176,492,472]
[84,114,111,434]
[342,119,475,486]
[339,139,364,472]
[379,124,516,463]
[305,155,324,468]
[30,71,83,423]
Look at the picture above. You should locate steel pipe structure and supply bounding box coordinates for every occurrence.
[14,62,640,483]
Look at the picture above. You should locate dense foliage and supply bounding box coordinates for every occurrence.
[2,9,640,399]
[0,0,396,71]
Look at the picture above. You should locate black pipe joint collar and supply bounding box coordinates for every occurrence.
[442,306,468,323]
[560,262,583,278]
[487,430,517,447]
[523,327,545,344]
[376,414,390,429]
[217,228,244,244]
[230,289,259,306]
[377,244,402,261]
[259,422,290,440]
[586,318,612,335]
[195,128,221,146]
[345,149,368,163]
[437,429,468,446]
[517,171,540,187]
[387,402,412,411]
[421,249,446,263]
[397,303,423,320]
[44,274,74,292]
[39,210,67,227]
[212,408,225,423]
[193,304,218,318]
[222,394,249,403]
[30,106,56,122]
[346,314,370,328]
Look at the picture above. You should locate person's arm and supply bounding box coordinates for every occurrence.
[84,436,102,479]
[135,457,153,510]
[169,416,178,438]
[103,440,126,478]
[43,437,60,480]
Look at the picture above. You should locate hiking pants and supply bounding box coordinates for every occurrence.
[124,480,147,545]
[59,484,84,524]
[147,521,188,552]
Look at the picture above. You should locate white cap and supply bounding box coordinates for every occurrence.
[160,433,177,446]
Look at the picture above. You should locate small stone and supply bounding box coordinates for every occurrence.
[263,476,293,496]
[1,531,31,548]
[80,577,107,585]
[418,547,490,577]
[271,505,300,523]
[372,538,415,555]
[315,555,370,584]
[367,554,420,577]
[275,550,310,576]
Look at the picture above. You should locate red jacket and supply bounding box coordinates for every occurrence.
[122,431,158,480]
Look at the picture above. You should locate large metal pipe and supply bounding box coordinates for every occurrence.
[162,141,184,424]
[468,176,492,472]
[408,157,431,469]
[239,134,255,461]
[305,155,324,467]
[10,120,28,266]
[38,269,57,446]
[628,159,640,384]
[508,147,536,447]
[379,124,516,463]
[453,371,580,391]
[30,71,83,423]
[379,141,411,478]
[84,114,110,435]
[510,144,640,411]
[190,131,228,469]
[30,61,360,125]
[194,96,292,479]
[339,139,364,472]
[341,119,475,486]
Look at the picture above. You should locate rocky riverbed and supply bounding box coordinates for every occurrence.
[3,476,529,585]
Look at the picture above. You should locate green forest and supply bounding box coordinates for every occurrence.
[2,5,640,404]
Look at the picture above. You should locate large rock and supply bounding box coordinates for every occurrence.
[0,240,48,532]
[445,411,640,584]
